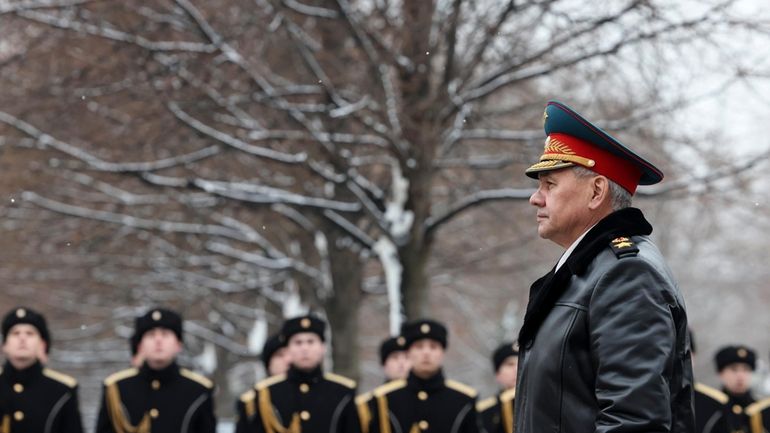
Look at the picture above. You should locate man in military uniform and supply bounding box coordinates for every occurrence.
[363,319,480,433]
[95,307,216,433]
[235,314,359,433]
[713,345,758,433]
[0,306,83,433]
[379,336,410,382]
[515,101,693,433]
[690,330,730,433]
[747,370,770,433]
[261,333,290,377]
[477,342,517,433]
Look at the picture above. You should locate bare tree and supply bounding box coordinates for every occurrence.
[2,0,770,420]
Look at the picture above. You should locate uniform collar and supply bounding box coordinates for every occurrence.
[2,360,43,384]
[723,389,755,407]
[287,365,323,384]
[139,360,180,383]
[407,369,445,392]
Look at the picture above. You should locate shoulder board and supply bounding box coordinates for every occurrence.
[240,389,257,404]
[355,391,373,406]
[373,379,407,397]
[180,368,214,389]
[609,236,639,259]
[255,374,286,390]
[694,383,729,405]
[500,388,516,402]
[104,368,139,386]
[445,379,478,398]
[325,372,357,389]
[43,368,78,388]
[746,397,770,416]
[476,396,497,412]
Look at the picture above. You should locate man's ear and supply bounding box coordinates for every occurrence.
[587,176,610,210]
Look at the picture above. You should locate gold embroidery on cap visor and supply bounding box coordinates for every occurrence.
[525,136,596,176]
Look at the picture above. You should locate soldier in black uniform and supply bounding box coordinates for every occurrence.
[0,306,83,433]
[747,379,770,433]
[261,333,290,377]
[477,342,517,433]
[95,307,216,433]
[235,315,359,433]
[690,330,729,433]
[362,319,480,433]
[713,345,758,433]
[379,336,410,382]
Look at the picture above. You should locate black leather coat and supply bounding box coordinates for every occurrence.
[515,208,695,433]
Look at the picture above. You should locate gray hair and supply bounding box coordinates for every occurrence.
[572,166,632,211]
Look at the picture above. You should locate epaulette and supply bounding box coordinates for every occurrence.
[610,236,639,259]
[325,372,357,389]
[355,391,373,406]
[445,379,478,398]
[104,368,139,386]
[500,388,516,402]
[240,389,257,404]
[255,374,286,390]
[476,396,497,412]
[746,397,770,416]
[373,379,407,397]
[43,368,78,388]
[180,368,214,389]
[694,383,729,405]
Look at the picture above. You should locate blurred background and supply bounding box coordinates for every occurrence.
[2,0,770,430]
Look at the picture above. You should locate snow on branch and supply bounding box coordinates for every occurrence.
[282,0,339,18]
[425,188,533,235]
[0,0,92,14]
[205,241,324,282]
[21,191,254,241]
[167,102,307,163]
[192,178,362,212]
[0,110,221,171]
[322,210,376,248]
[15,10,217,52]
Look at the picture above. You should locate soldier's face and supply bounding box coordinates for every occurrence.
[408,339,444,378]
[495,356,518,390]
[267,347,291,376]
[719,363,753,395]
[287,333,325,371]
[529,169,597,248]
[139,327,182,369]
[383,351,411,381]
[2,324,45,369]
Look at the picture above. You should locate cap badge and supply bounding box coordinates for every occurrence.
[738,348,748,358]
[16,308,26,318]
[397,336,406,346]
[542,109,548,126]
[152,310,162,321]
[300,318,311,329]
[420,324,430,334]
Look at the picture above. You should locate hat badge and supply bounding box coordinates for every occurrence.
[397,336,406,346]
[16,308,26,318]
[152,310,162,321]
[738,348,748,358]
[300,318,311,329]
[542,109,548,126]
[420,324,431,334]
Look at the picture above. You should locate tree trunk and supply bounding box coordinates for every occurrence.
[323,244,363,380]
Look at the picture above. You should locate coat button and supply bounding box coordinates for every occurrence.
[299,383,310,393]
[300,411,311,421]
[152,380,161,390]
[732,405,743,414]
[150,408,159,418]
[417,391,428,400]
[13,383,23,393]
[14,411,24,421]
[418,420,429,430]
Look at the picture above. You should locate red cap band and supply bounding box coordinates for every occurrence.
[543,133,642,194]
